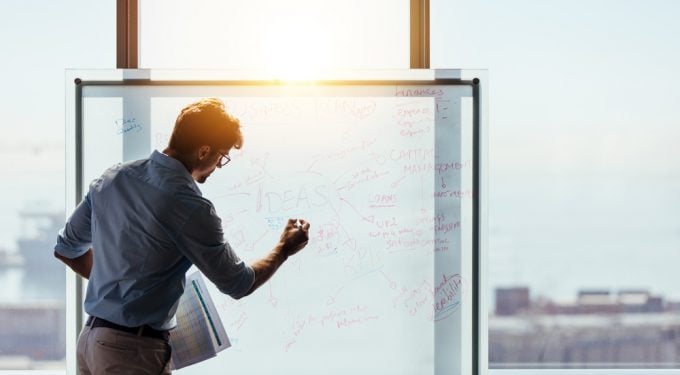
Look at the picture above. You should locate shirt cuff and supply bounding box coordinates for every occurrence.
[54,232,91,259]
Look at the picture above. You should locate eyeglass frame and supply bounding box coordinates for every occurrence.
[217,152,231,167]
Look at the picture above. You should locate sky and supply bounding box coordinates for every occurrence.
[0,0,114,248]
[436,0,680,299]
[1,0,680,301]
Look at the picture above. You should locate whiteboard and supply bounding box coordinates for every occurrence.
[72,71,480,375]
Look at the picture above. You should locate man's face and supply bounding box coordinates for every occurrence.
[192,147,230,184]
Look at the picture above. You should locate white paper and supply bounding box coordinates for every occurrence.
[169,271,231,370]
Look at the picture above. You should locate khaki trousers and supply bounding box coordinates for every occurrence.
[77,325,172,375]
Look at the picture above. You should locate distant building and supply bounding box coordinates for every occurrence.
[495,287,530,316]
[490,287,680,366]
[495,287,668,316]
[617,290,665,313]
[0,303,65,361]
[578,289,611,302]
[573,289,621,314]
[489,313,680,367]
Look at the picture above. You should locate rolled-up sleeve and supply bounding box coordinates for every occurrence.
[54,193,93,259]
[177,203,255,299]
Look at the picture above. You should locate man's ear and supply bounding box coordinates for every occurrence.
[197,145,212,161]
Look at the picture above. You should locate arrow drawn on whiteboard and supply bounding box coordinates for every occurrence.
[339,197,375,223]
[328,265,385,306]
[304,157,324,176]
[256,184,263,212]
[268,283,278,308]
[380,270,398,290]
[391,175,407,188]
[332,165,357,185]
[342,237,357,252]
[245,230,269,252]
[326,199,363,253]
[370,152,387,165]
[331,157,376,186]
[326,285,345,305]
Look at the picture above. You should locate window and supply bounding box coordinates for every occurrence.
[433,0,680,370]
[20,0,678,373]
[139,0,409,71]
[0,0,114,371]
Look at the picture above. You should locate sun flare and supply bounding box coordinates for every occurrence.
[262,9,333,81]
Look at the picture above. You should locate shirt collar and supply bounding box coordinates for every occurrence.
[150,150,202,196]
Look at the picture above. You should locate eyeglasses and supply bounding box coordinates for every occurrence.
[217,152,231,167]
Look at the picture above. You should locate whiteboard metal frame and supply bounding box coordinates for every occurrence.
[66,69,485,375]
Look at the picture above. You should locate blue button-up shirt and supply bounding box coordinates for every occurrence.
[55,150,254,330]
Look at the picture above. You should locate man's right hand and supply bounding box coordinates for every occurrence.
[245,218,311,297]
[279,218,310,257]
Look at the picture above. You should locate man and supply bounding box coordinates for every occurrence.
[53,98,310,374]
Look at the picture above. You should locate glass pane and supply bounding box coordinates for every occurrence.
[433,0,680,369]
[74,72,477,374]
[139,0,409,71]
[0,0,114,370]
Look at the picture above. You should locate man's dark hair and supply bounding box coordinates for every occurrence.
[168,98,243,155]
